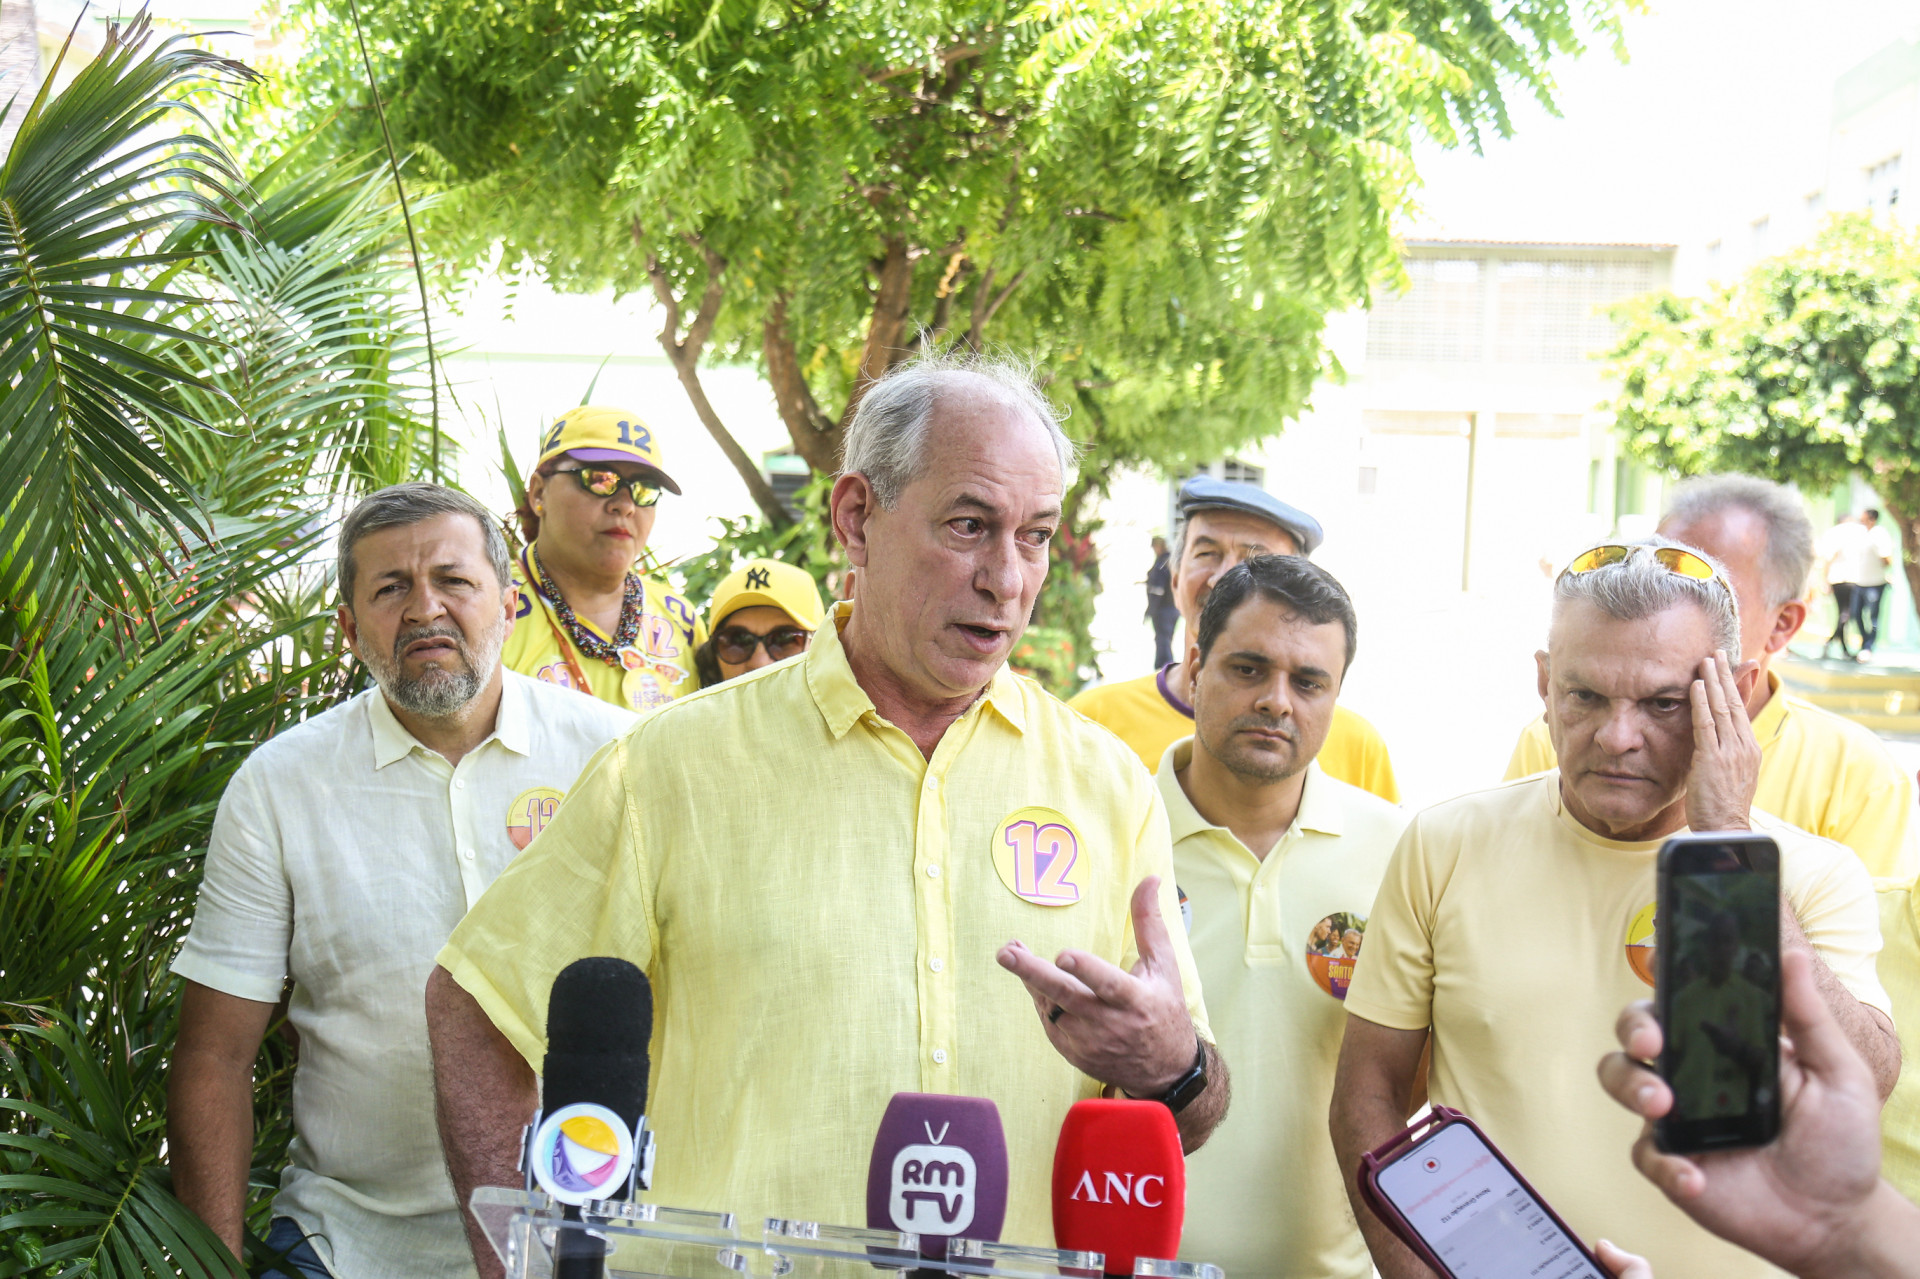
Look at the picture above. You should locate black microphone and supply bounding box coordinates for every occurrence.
[527,958,654,1279]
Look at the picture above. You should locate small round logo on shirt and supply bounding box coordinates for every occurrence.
[1305,911,1367,1000]
[534,661,578,690]
[1177,885,1192,935]
[507,787,566,851]
[991,807,1085,906]
[531,1102,635,1205]
[1625,901,1658,987]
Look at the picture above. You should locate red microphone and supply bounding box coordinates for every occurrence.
[1051,1099,1185,1276]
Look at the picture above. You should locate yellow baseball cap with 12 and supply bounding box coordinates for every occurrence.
[535,405,682,494]
[708,558,827,633]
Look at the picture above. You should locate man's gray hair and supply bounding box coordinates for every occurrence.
[1662,474,1814,608]
[337,482,511,605]
[1553,536,1741,659]
[839,353,1078,507]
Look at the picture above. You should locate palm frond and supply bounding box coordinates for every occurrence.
[0,13,259,624]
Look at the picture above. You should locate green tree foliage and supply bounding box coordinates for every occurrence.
[1610,212,1920,621]
[278,0,1631,512]
[1,20,442,1274]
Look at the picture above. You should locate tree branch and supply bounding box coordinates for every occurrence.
[763,291,839,473]
[844,235,915,427]
[633,219,793,527]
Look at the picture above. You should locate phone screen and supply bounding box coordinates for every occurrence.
[1657,838,1781,1151]
[1374,1122,1605,1279]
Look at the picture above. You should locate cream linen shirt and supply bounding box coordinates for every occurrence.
[171,672,633,1279]
[1346,772,1889,1279]
[438,602,1212,1245]
[1158,743,1409,1279]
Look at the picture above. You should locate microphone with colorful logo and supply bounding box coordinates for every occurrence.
[523,957,656,1279]
[1051,1099,1185,1276]
[865,1092,1009,1264]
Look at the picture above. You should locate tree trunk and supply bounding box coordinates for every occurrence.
[0,0,41,158]
[636,223,793,527]
[762,292,840,473]
[1880,474,1920,638]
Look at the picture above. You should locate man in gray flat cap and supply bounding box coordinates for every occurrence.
[1070,477,1399,802]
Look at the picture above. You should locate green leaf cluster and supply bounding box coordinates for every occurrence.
[268,0,1630,483]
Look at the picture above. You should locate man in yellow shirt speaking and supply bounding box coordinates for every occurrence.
[423,356,1228,1276]
[1332,537,1898,1279]
[1506,475,1917,880]
[1070,477,1399,802]
[1159,554,1409,1279]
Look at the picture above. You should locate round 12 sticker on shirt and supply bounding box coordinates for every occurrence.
[1625,901,1658,987]
[507,787,566,851]
[992,807,1085,906]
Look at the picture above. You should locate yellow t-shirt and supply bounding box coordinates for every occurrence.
[1069,669,1400,803]
[502,545,705,712]
[1504,670,1919,880]
[439,603,1211,1244]
[1345,772,1889,1279]
[1876,878,1920,1205]
[1160,744,1410,1279]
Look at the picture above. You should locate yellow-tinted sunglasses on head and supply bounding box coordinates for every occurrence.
[1560,543,1731,595]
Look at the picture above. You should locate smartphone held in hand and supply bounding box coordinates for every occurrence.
[1654,831,1782,1154]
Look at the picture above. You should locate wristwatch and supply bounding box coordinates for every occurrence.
[1126,1037,1209,1115]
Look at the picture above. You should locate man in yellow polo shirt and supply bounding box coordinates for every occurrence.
[1071,477,1398,802]
[424,357,1228,1276]
[1505,474,1916,879]
[1162,554,1409,1279]
[1876,876,1920,1204]
[1332,538,1897,1279]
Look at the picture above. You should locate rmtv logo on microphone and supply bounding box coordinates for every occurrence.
[889,1128,979,1233]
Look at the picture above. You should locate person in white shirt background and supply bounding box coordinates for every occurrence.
[164,484,633,1279]
[1820,510,1897,661]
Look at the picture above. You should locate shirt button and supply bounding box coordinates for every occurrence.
[932,1049,948,1065]
[929,957,944,973]
[460,847,475,861]
[926,865,941,879]
[454,778,466,790]
[924,777,937,792]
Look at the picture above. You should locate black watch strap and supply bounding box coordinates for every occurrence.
[1128,1037,1208,1115]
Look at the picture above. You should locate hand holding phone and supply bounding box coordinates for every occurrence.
[1654,832,1781,1153]
[1357,1109,1610,1279]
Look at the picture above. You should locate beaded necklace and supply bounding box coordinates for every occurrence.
[530,546,644,667]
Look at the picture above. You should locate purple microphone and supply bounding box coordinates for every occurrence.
[865,1092,1009,1255]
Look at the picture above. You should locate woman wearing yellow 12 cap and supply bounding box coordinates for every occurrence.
[504,406,706,712]
[692,558,827,685]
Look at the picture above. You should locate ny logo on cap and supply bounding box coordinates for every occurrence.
[745,567,771,590]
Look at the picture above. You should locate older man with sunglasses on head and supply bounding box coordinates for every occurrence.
[1330,536,1898,1279]
[503,406,706,711]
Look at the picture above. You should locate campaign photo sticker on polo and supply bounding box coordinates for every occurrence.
[992,807,1086,906]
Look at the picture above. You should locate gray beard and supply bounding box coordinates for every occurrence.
[363,615,507,719]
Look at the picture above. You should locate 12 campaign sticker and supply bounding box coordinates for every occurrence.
[991,807,1085,906]
[530,1103,636,1206]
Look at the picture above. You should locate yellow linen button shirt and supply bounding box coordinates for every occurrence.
[1876,877,1920,1204]
[503,545,706,711]
[1504,670,1918,879]
[439,603,1211,1245]
[1159,743,1409,1279]
[1069,669,1400,803]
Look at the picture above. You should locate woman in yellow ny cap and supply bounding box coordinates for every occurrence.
[504,406,706,712]
[692,558,827,685]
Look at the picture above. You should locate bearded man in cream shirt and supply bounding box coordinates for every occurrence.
[166,485,633,1279]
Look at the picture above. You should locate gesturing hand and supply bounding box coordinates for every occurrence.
[1594,949,1887,1279]
[1684,652,1760,834]
[996,875,1196,1097]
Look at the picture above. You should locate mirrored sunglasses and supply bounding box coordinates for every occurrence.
[1561,543,1732,595]
[556,465,661,507]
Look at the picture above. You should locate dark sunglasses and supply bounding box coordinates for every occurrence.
[552,465,661,508]
[715,624,811,665]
